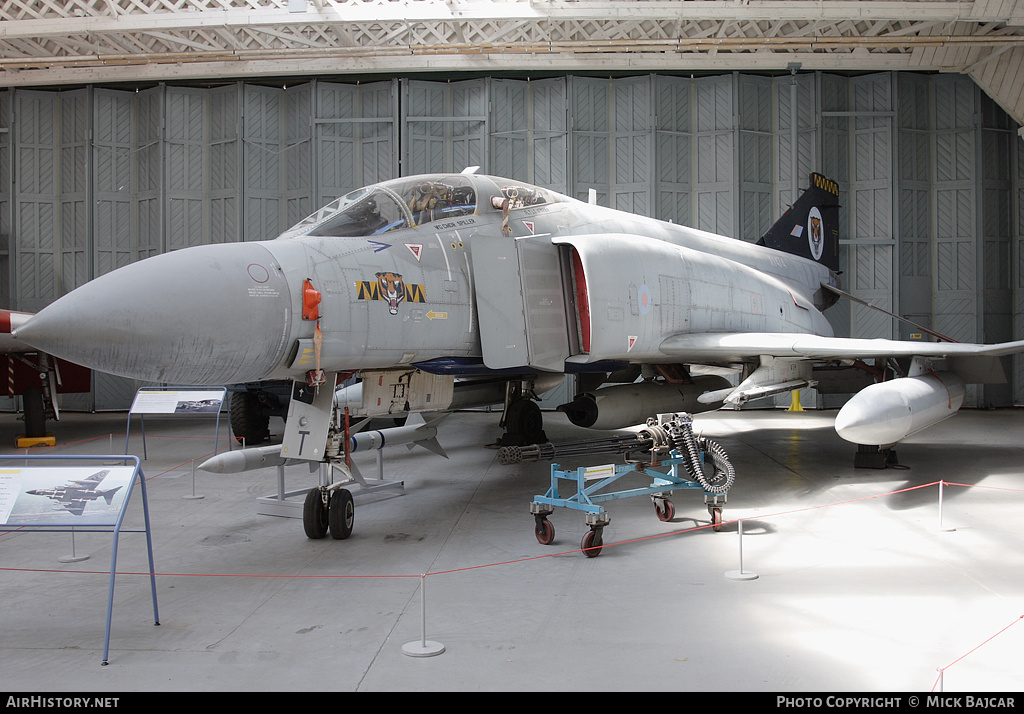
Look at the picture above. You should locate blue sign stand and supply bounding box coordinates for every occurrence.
[0,454,160,665]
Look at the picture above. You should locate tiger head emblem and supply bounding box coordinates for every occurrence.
[807,207,824,261]
[376,271,406,315]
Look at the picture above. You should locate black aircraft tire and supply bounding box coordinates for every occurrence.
[505,399,546,445]
[230,391,270,445]
[328,489,355,540]
[303,488,329,539]
[22,386,46,438]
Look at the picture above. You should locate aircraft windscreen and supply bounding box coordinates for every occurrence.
[305,187,409,238]
[282,187,370,237]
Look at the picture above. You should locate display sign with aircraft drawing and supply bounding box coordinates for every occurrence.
[1,467,135,526]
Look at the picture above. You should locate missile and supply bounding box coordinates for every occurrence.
[833,371,965,446]
[199,443,290,474]
[557,375,731,430]
[199,418,447,474]
[349,420,448,458]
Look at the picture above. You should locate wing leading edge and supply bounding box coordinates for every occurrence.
[660,332,1024,365]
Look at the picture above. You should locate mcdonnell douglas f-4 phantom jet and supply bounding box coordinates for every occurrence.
[14,170,1024,486]
[25,470,121,517]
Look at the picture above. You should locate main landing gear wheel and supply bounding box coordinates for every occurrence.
[501,398,547,446]
[329,488,354,540]
[534,516,555,545]
[21,386,46,439]
[710,507,723,532]
[229,391,270,445]
[581,527,604,558]
[654,498,675,522]
[303,488,329,539]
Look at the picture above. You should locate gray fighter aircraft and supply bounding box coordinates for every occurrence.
[13,170,1024,471]
[25,469,121,517]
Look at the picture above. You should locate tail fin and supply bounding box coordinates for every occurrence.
[757,173,840,272]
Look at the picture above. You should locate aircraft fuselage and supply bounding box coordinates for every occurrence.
[14,173,837,387]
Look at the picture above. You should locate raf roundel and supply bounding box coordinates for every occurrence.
[637,284,653,315]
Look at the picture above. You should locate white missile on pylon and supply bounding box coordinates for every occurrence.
[198,443,292,474]
[833,371,965,446]
[198,415,447,474]
[348,418,448,458]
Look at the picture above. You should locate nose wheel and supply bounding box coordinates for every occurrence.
[329,488,354,540]
[303,487,329,539]
[303,486,355,540]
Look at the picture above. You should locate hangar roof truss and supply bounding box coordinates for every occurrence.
[2,0,1024,123]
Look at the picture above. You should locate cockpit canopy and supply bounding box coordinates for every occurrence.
[279,174,563,240]
[280,175,477,239]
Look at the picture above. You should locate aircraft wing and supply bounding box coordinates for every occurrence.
[659,332,1024,365]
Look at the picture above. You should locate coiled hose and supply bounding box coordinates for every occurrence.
[668,419,735,494]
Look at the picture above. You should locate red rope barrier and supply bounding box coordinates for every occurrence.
[3,466,1022,686]
[930,615,1024,692]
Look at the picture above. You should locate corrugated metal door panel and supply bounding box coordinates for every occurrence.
[932,77,979,355]
[404,79,486,177]
[15,91,59,313]
[654,76,691,226]
[208,84,240,245]
[611,76,651,217]
[317,81,397,205]
[284,83,313,230]
[135,86,163,260]
[243,84,283,243]
[60,91,89,296]
[403,80,441,177]
[0,90,10,313]
[569,77,609,204]
[530,77,569,193]
[847,74,895,339]
[693,75,734,236]
[94,89,134,278]
[738,76,772,242]
[489,79,528,181]
[165,87,206,251]
[451,80,487,173]
[774,73,817,211]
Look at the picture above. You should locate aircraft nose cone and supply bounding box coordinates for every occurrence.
[15,242,293,385]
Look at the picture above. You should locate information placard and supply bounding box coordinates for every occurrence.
[0,466,135,526]
[129,389,225,415]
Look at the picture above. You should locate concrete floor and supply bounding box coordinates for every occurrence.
[1,406,1022,692]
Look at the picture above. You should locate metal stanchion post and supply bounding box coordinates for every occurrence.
[938,480,955,532]
[182,458,204,500]
[402,574,445,657]
[725,519,758,581]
